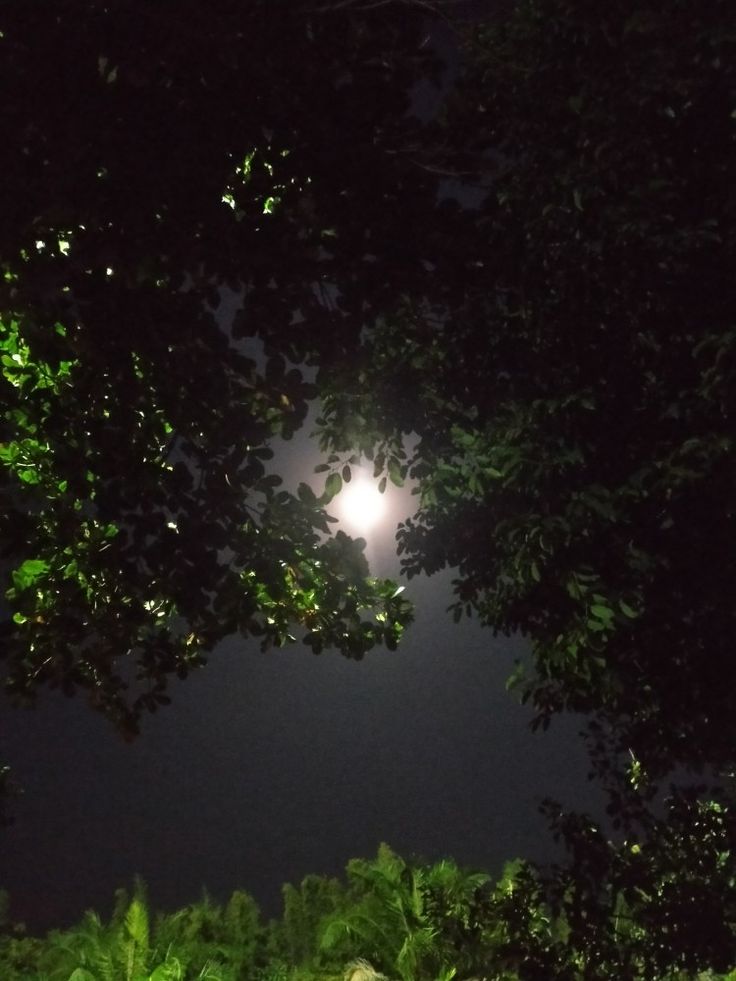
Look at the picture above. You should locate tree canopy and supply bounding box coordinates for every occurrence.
[318,0,736,780]
[6,0,732,773]
[0,0,437,734]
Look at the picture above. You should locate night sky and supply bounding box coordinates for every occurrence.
[0,418,603,933]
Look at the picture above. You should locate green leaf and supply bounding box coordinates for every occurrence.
[325,472,342,499]
[619,600,639,619]
[12,558,48,592]
[378,476,387,494]
[388,458,404,487]
[124,895,149,950]
[590,603,614,621]
[0,443,18,464]
[342,464,351,483]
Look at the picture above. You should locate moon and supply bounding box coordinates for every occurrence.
[336,474,386,534]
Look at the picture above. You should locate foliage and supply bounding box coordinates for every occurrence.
[153,888,265,980]
[2,838,735,979]
[473,789,736,980]
[317,0,736,779]
[1,0,735,974]
[0,0,428,739]
[309,3,736,966]
[35,879,187,981]
[276,874,346,971]
[0,889,45,981]
[318,843,488,980]
[27,880,265,980]
[5,0,732,786]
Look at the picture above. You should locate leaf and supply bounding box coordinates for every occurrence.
[378,476,387,494]
[298,482,317,504]
[63,559,79,579]
[590,604,614,621]
[18,467,42,485]
[619,600,639,619]
[256,474,282,492]
[325,472,342,499]
[12,558,48,591]
[148,963,180,981]
[124,895,149,949]
[388,458,404,487]
[342,464,351,483]
[573,188,583,211]
[314,462,330,473]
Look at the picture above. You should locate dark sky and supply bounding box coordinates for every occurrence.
[0,423,604,933]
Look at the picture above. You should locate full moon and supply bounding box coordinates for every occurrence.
[336,475,386,533]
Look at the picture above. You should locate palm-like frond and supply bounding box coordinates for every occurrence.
[122,895,151,980]
[38,882,158,981]
[320,910,393,953]
[396,924,440,981]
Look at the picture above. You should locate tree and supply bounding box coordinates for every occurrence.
[0,0,441,738]
[38,880,164,980]
[275,874,345,972]
[153,888,266,979]
[319,843,488,980]
[34,880,267,980]
[465,790,736,980]
[311,6,736,968]
[317,0,736,780]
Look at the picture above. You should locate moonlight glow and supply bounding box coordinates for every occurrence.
[337,475,386,533]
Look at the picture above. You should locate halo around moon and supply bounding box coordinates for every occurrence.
[336,474,387,534]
